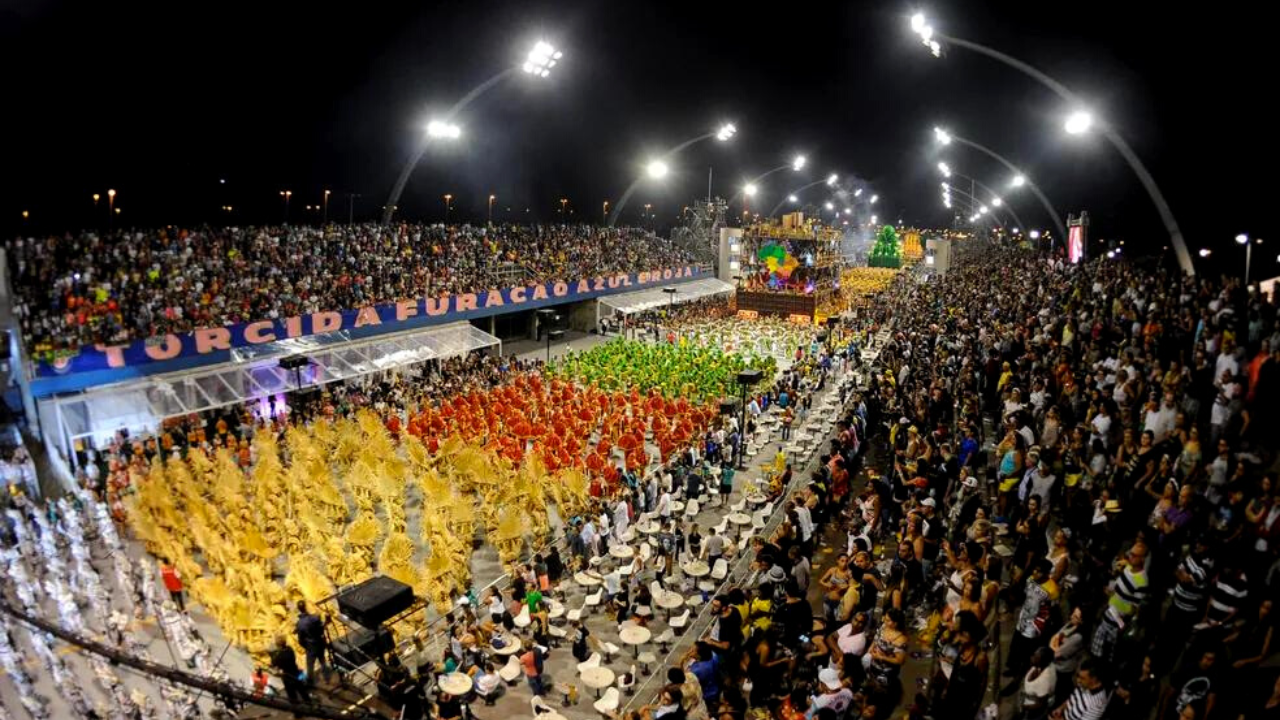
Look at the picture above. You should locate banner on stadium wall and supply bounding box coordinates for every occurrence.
[36,266,703,379]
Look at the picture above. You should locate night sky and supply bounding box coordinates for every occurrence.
[2,0,1274,275]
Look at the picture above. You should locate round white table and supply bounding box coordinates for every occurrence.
[619,625,652,657]
[682,561,710,578]
[574,571,602,586]
[655,590,684,618]
[581,666,616,698]
[728,512,752,526]
[745,494,768,506]
[438,672,473,696]
[492,636,523,656]
[670,500,685,514]
[609,544,634,559]
[635,521,660,535]
[547,600,565,619]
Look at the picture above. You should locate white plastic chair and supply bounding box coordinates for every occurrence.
[548,624,568,646]
[593,687,621,716]
[601,641,621,662]
[567,597,587,622]
[683,499,700,520]
[670,608,691,633]
[499,655,523,685]
[577,652,602,674]
[729,499,746,513]
[513,604,532,628]
[654,628,675,651]
[711,558,728,580]
[585,588,603,607]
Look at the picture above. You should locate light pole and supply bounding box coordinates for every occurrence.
[347,193,360,224]
[932,126,1067,243]
[911,13,1193,275]
[740,183,758,217]
[607,122,736,226]
[488,194,496,224]
[602,200,610,225]
[382,40,562,225]
[107,189,116,229]
[323,189,331,225]
[663,286,677,312]
[768,173,839,217]
[443,194,453,222]
[1236,233,1259,287]
[560,198,569,220]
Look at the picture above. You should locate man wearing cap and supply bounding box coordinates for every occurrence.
[1018,455,1057,507]
[806,668,853,718]
[949,472,983,537]
[918,499,944,578]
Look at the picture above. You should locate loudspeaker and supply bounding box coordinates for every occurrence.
[336,576,415,629]
[279,355,311,371]
[736,369,763,386]
[330,626,395,670]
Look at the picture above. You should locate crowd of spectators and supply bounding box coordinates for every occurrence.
[566,244,1280,720]
[5,223,694,357]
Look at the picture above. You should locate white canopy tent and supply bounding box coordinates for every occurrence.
[39,322,501,472]
[596,277,735,321]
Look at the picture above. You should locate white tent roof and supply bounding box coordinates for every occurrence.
[598,277,734,315]
[42,322,500,454]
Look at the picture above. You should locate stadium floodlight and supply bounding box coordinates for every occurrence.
[1010,174,1026,188]
[788,195,799,203]
[716,123,737,141]
[933,127,952,145]
[743,183,758,197]
[869,194,879,204]
[1064,110,1093,135]
[991,197,1003,207]
[854,188,863,197]
[844,207,852,215]
[978,205,989,214]
[870,215,878,224]
[910,12,926,32]
[1029,230,1041,239]
[937,162,951,178]
[426,120,462,139]
[523,40,562,77]
[646,160,669,179]
[1198,248,1211,257]
[792,155,807,171]
[824,202,834,210]
[826,173,838,186]
[1235,233,1249,245]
